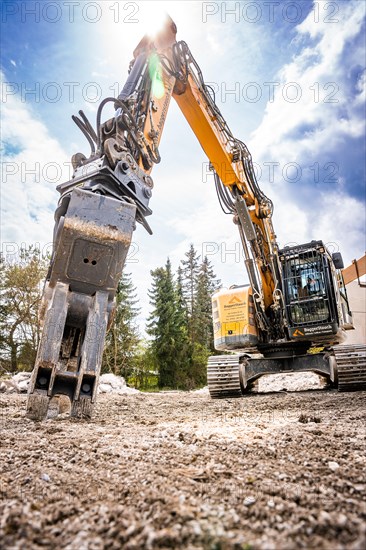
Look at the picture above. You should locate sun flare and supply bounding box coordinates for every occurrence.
[139,2,171,37]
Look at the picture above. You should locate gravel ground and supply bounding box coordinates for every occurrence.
[1,388,365,549]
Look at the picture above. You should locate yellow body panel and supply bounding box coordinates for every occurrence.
[212,286,258,351]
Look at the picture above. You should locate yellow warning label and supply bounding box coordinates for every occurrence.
[293,329,305,337]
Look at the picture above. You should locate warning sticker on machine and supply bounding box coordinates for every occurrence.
[223,302,246,322]
[304,324,333,334]
[292,324,335,336]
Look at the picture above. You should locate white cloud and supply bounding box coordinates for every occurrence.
[247,0,365,265]
[251,1,365,156]
[1,72,69,255]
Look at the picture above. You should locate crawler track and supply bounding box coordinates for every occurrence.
[333,344,366,392]
[208,344,366,399]
[207,355,242,398]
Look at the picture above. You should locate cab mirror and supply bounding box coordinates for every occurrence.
[332,252,344,270]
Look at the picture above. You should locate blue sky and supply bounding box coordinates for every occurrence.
[1,0,365,323]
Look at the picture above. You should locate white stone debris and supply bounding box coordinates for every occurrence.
[97,373,140,395]
[190,386,209,395]
[328,461,340,472]
[1,369,326,396]
[257,372,326,393]
[0,372,32,393]
[0,371,140,395]
[0,379,17,393]
[244,496,256,507]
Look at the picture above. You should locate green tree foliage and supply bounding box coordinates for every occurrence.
[102,271,141,378]
[176,265,188,327]
[181,244,200,332]
[0,248,47,373]
[128,341,159,390]
[172,265,192,387]
[195,256,221,351]
[147,259,189,388]
[146,246,221,390]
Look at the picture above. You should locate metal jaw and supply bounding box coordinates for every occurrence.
[26,188,136,420]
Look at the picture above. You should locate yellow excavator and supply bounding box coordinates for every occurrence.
[26,18,366,419]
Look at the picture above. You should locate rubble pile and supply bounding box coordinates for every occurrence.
[0,372,31,394]
[191,373,325,395]
[257,371,326,393]
[0,371,326,396]
[97,373,140,395]
[0,372,139,395]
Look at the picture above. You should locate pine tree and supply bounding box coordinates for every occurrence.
[102,271,141,378]
[194,256,221,351]
[146,250,222,390]
[176,265,188,328]
[178,248,222,387]
[181,244,200,339]
[175,265,193,388]
[147,259,179,388]
[181,244,200,317]
[147,259,193,389]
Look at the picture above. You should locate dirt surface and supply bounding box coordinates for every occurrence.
[1,389,365,549]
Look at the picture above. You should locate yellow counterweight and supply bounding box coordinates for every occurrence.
[212,286,259,351]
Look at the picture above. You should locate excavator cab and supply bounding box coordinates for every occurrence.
[280,241,348,342]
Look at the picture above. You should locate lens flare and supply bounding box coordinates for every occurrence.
[140,3,170,38]
[148,53,165,99]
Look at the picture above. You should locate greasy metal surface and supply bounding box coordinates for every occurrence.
[57,163,152,219]
[50,188,136,297]
[66,239,114,286]
[27,189,136,420]
[234,197,256,242]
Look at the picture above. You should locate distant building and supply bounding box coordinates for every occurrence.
[343,255,366,345]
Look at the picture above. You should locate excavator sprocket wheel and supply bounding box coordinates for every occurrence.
[207,355,243,399]
[333,344,366,392]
